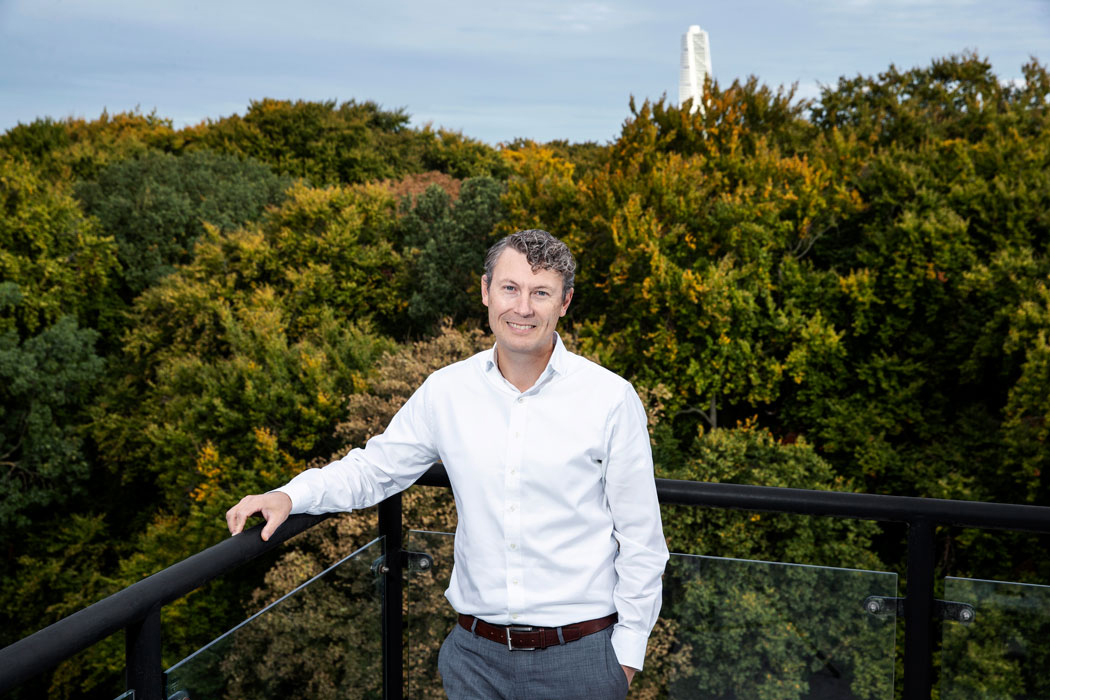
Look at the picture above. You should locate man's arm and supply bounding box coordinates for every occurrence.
[224,378,440,538]
[604,382,670,674]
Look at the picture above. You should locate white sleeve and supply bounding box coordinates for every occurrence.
[604,382,670,671]
[274,377,440,514]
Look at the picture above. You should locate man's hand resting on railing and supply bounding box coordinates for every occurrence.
[225,492,292,540]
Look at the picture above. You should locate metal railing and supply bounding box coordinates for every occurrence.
[0,463,1049,700]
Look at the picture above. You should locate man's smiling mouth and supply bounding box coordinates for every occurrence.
[506,322,536,330]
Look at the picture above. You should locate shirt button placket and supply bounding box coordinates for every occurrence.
[504,393,527,615]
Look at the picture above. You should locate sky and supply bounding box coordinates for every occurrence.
[0,0,1050,145]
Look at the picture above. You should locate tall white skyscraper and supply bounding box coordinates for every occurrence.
[679,25,712,113]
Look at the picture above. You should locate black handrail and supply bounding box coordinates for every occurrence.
[0,513,332,697]
[0,463,1049,700]
[417,463,1049,531]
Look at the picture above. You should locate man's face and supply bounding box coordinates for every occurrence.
[481,247,573,361]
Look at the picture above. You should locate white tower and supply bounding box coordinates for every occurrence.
[679,25,712,113]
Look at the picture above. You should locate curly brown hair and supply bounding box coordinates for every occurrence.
[483,229,576,301]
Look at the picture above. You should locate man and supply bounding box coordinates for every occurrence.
[226,229,668,699]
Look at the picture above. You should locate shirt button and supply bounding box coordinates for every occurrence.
[510,505,516,512]
[511,614,519,620]
[512,578,519,585]
[517,398,525,404]
[509,543,517,550]
[514,432,520,438]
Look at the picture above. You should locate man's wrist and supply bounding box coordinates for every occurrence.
[270,485,304,514]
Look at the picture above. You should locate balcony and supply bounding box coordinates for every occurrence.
[0,465,1048,699]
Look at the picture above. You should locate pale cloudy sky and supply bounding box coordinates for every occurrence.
[0,0,1049,144]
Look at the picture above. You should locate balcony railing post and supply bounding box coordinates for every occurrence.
[378,493,404,700]
[903,517,935,699]
[125,606,162,700]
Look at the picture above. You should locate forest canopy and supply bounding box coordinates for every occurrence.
[0,54,1048,699]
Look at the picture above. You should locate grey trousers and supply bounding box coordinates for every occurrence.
[437,622,630,699]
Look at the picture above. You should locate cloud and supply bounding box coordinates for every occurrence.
[555,3,616,33]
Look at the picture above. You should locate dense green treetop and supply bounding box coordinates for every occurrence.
[0,111,180,182]
[0,316,104,533]
[0,157,120,336]
[395,177,506,335]
[74,150,293,298]
[181,98,510,184]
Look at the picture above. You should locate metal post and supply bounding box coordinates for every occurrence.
[125,607,162,700]
[903,518,935,699]
[379,493,403,700]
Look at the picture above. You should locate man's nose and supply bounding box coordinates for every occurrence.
[515,294,534,316]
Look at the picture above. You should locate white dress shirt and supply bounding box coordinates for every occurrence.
[275,334,669,670]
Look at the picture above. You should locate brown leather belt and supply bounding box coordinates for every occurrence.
[458,613,617,651]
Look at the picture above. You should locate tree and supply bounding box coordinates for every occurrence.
[180,99,509,185]
[74,150,292,297]
[181,99,417,184]
[0,154,116,567]
[779,54,1050,505]
[0,317,104,534]
[420,127,511,180]
[77,180,410,669]
[493,63,1049,698]
[395,177,506,334]
[0,55,1049,699]
[97,179,408,532]
[0,156,120,337]
[0,110,180,182]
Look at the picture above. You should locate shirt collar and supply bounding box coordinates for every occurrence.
[482,332,572,379]
[545,332,571,376]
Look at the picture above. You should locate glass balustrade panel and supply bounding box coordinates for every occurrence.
[405,530,455,700]
[662,553,896,699]
[940,576,1050,700]
[163,536,385,700]
[404,530,897,699]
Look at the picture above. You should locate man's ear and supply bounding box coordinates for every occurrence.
[481,275,490,306]
[560,288,574,316]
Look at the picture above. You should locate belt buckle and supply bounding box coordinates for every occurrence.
[505,625,536,651]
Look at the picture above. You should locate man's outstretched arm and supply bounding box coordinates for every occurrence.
[225,378,440,540]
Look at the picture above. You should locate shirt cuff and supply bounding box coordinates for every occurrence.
[610,625,649,671]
